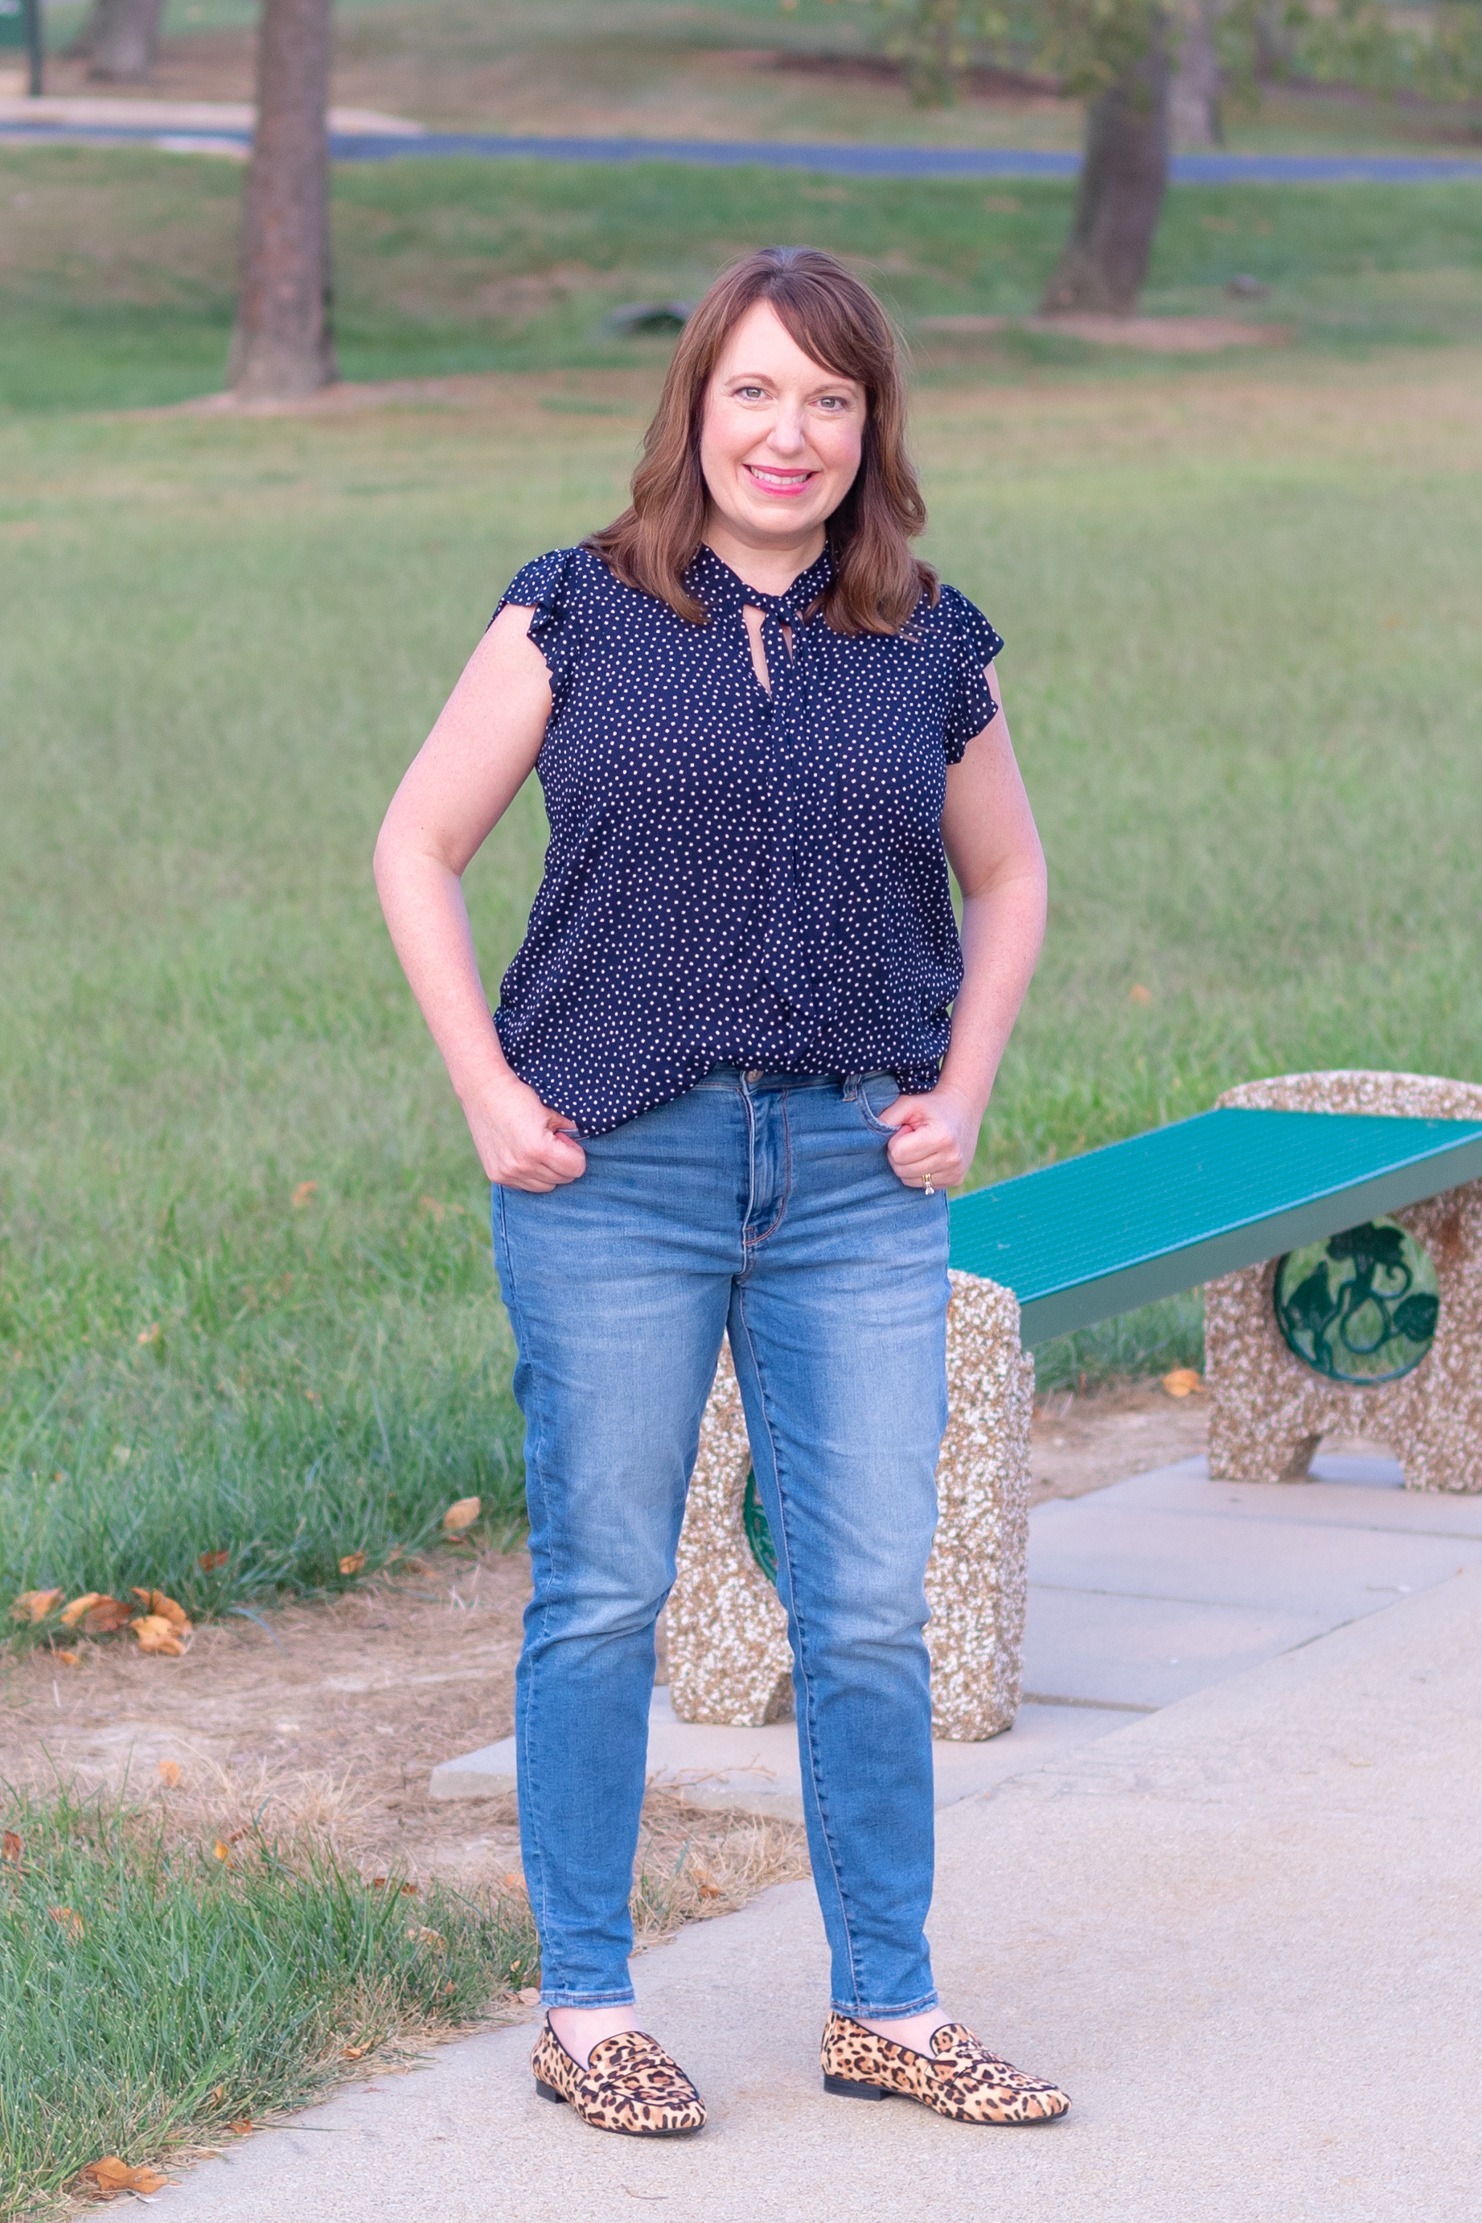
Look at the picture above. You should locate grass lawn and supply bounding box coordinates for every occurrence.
[36,0,1482,155]
[4,147,1482,412]
[0,1789,537,2219]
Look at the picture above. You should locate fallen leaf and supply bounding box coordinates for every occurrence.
[442,1496,480,1536]
[157,1760,182,1788]
[71,1595,133,1636]
[338,1550,366,1576]
[228,2119,252,2135]
[343,2043,370,2060]
[136,1322,162,1347]
[208,2085,225,2105]
[213,1840,233,1864]
[11,1589,62,1624]
[501,1872,523,1890]
[1128,982,1154,1005]
[2,1831,21,1865]
[407,1924,446,1949]
[291,1180,318,1209]
[57,1648,81,1667]
[1161,1367,1203,1399]
[48,1904,84,1941]
[134,1615,187,1657]
[516,1985,541,2006]
[132,1588,191,1632]
[198,1548,230,1572]
[80,2156,167,2196]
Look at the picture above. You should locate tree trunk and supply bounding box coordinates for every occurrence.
[228,0,337,402]
[85,0,168,81]
[1169,0,1224,148]
[1040,16,1174,316]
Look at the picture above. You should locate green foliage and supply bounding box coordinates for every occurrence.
[0,1788,537,2218]
[871,0,1482,115]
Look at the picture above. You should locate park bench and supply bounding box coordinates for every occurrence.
[665,1069,1482,1741]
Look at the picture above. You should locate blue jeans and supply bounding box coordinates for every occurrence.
[491,1068,950,2018]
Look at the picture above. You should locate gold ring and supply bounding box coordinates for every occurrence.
[923,1176,934,1196]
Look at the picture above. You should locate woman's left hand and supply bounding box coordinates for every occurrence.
[877,1086,982,1194]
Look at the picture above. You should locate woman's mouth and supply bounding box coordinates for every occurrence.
[744,464,816,497]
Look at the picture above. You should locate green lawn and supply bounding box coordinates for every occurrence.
[3,338,1480,1611]
[3,147,1482,412]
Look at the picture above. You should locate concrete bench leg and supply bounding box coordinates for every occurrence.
[666,1270,1034,1741]
[1207,1071,1482,1494]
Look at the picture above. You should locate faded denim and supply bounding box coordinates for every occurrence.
[491,1068,950,2017]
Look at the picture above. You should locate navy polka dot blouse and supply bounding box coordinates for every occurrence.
[491,541,1003,1136]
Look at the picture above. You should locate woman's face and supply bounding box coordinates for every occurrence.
[698,300,865,552]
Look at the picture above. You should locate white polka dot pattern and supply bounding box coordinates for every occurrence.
[491,542,1003,1135]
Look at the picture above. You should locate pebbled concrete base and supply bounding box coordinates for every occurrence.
[160,1563,1482,2223]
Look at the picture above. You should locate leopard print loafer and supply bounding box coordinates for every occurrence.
[531,2018,707,2137]
[820,2011,1069,2125]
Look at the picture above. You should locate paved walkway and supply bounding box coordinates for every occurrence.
[157,1455,1482,2221]
[2,102,1479,182]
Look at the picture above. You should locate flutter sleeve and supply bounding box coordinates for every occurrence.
[938,585,1005,763]
[491,546,584,707]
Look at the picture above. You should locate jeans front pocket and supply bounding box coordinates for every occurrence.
[853,1074,902,1136]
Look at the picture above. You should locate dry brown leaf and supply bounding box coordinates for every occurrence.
[516,1985,541,2005]
[2,1831,22,1865]
[134,1615,187,1657]
[59,1593,101,1628]
[132,1588,191,1631]
[501,1872,524,1890]
[213,1840,233,1865]
[406,1924,446,1949]
[228,2119,252,2136]
[11,1589,62,1624]
[342,2042,370,2060]
[442,1496,481,1536]
[79,1595,133,1636]
[198,1548,230,1572]
[157,1760,182,1789]
[1128,982,1154,1006]
[1161,1367,1203,1399]
[80,2156,167,2196]
[48,1904,84,1941]
[291,1180,318,1209]
[338,1550,366,1576]
[136,1322,162,1347]
[57,1648,81,1667]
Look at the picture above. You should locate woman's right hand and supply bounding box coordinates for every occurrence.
[464,1070,587,1192]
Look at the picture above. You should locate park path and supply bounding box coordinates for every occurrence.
[2,102,1480,182]
[157,1451,1482,2221]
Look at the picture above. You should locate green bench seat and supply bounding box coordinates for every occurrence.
[947,1109,1482,1346]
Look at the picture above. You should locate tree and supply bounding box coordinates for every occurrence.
[875,0,1482,313]
[228,0,337,402]
[78,0,168,82]
[1039,0,1174,311]
[1170,0,1225,145]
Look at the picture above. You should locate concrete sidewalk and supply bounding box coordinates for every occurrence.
[159,1541,1482,2220]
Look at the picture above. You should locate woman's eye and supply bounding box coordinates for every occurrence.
[734,385,766,400]
[816,395,851,412]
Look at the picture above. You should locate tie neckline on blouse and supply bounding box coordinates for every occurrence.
[689,542,833,624]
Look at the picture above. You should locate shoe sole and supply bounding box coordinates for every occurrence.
[534,2078,704,2136]
[822,2073,1068,2124]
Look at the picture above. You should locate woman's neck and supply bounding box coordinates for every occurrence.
[701,517,825,599]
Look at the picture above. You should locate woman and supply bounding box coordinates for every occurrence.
[375,246,1065,2138]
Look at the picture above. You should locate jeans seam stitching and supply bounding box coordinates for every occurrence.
[732,1286,864,2008]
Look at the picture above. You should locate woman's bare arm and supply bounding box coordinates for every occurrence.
[878,673,1048,1191]
[373,606,588,1191]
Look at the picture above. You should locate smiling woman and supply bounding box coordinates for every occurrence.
[372,244,1059,2137]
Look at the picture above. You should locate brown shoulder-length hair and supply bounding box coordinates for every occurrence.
[585,246,936,636]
